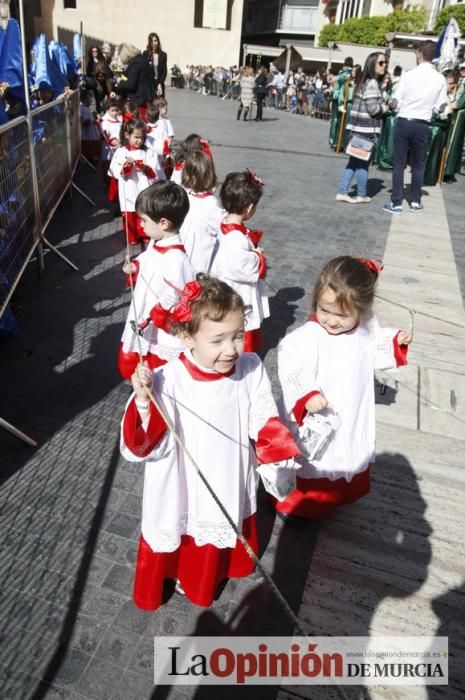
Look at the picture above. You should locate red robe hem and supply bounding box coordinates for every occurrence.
[271,466,371,519]
[133,514,258,610]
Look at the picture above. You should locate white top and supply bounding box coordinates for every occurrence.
[121,234,195,361]
[120,351,283,552]
[278,315,403,482]
[160,116,174,138]
[179,191,224,273]
[108,146,160,212]
[100,114,122,160]
[170,164,183,185]
[395,62,447,121]
[211,224,269,331]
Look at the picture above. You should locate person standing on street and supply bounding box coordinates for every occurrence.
[383,41,447,215]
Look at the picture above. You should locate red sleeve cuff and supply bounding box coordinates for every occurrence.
[256,251,267,279]
[393,332,409,366]
[122,397,167,457]
[255,416,300,463]
[144,165,156,179]
[150,303,171,332]
[125,259,140,288]
[293,391,322,426]
[122,162,133,176]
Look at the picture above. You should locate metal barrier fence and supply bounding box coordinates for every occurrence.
[0,90,81,323]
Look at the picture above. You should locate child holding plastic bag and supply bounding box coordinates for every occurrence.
[274,255,412,519]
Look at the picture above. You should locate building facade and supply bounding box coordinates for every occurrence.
[29,0,245,69]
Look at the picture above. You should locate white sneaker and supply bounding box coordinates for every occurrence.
[355,196,371,203]
[335,194,356,204]
[174,579,186,596]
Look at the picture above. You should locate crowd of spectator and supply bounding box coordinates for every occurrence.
[176,64,339,118]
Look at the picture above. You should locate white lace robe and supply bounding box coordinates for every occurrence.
[120,235,195,362]
[278,315,406,482]
[120,351,296,552]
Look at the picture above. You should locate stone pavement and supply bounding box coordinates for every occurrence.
[0,88,464,700]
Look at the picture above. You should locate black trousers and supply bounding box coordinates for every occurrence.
[392,117,429,206]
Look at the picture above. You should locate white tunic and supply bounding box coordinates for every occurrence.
[108,146,160,212]
[278,315,402,482]
[121,235,196,362]
[179,191,224,273]
[120,351,285,552]
[100,114,122,160]
[145,122,167,180]
[212,224,269,331]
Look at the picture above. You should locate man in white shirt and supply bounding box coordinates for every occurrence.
[384,41,447,215]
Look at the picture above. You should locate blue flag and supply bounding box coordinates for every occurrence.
[0,18,25,102]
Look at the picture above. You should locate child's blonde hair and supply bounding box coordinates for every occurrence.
[312,256,378,316]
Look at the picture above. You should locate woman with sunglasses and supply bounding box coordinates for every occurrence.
[336,53,388,204]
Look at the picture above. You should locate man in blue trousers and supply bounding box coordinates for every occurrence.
[384,41,447,215]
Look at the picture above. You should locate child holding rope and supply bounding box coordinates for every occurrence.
[120,275,299,610]
[212,169,269,352]
[179,149,224,273]
[108,117,159,245]
[117,181,195,379]
[274,256,412,519]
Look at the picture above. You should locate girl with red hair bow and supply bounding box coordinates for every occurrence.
[120,274,300,610]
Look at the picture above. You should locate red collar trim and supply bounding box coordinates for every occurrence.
[191,191,213,199]
[179,353,235,381]
[220,222,247,236]
[153,242,186,253]
[174,162,184,171]
[127,145,145,151]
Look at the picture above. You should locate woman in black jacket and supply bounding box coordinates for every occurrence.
[144,33,167,98]
[254,65,268,122]
[115,43,155,119]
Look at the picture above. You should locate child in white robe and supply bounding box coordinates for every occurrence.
[108,118,159,245]
[120,275,300,610]
[170,133,213,184]
[179,149,224,273]
[144,104,166,181]
[118,181,195,379]
[275,256,412,519]
[212,169,269,352]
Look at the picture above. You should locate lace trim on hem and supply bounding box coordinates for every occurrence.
[143,499,256,552]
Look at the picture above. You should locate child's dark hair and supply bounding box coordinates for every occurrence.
[220,170,263,214]
[172,274,246,336]
[136,181,189,229]
[181,150,217,192]
[122,100,140,117]
[105,97,123,111]
[146,104,160,124]
[120,118,147,147]
[311,256,378,316]
[152,97,167,111]
[172,133,202,164]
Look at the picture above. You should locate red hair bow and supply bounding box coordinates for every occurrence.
[123,112,136,123]
[247,168,265,187]
[199,138,212,159]
[167,280,202,323]
[358,257,384,274]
